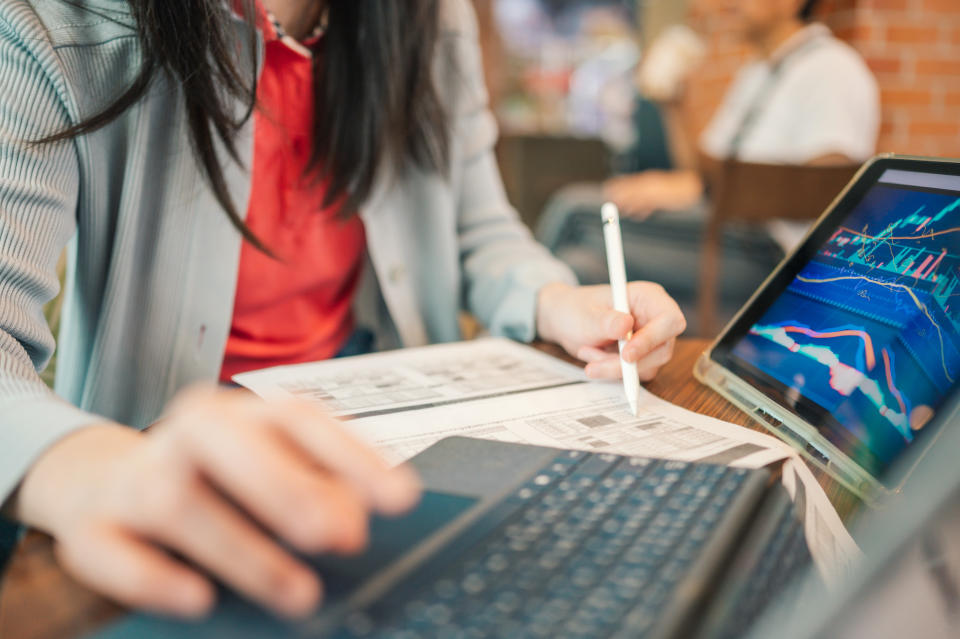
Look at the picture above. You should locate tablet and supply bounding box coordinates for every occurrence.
[696,155,960,500]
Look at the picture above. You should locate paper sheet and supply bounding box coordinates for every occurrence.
[233,338,585,418]
[781,456,864,585]
[236,337,859,582]
[344,381,793,469]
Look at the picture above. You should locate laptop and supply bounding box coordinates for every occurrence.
[86,154,960,638]
[91,438,812,639]
[696,154,960,502]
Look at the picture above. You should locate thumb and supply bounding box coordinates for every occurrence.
[581,307,633,346]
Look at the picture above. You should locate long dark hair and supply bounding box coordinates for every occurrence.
[42,1,450,250]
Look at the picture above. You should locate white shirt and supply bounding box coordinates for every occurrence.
[700,24,879,164]
[699,24,879,251]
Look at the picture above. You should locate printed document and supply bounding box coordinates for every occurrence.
[234,338,585,419]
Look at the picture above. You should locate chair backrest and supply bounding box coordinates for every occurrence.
[697,158,860,336]
[704,158,860,225]
[497,134,611,229]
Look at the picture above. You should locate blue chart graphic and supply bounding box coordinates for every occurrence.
[732,184,960,469]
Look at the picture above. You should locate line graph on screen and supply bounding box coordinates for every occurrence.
[732,184,960,453]
[748,323,910,436]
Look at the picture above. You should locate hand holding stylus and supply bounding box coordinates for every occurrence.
[536,259,686,396]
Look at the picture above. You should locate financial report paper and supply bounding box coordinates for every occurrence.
[233,338,587,419]
[235,337,858,579]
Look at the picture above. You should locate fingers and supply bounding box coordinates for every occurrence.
[554,282,684,383]
[140,481,322,618]
[577,307,634,347]
[41,391,422,622]
[623,310,686,364]
[622,283,686,363]
[56,524,215,619]
[584,340,675,382]
[576,344,618,363]
[265,400,421,517]
[167,406,370,555]
[636,340,676,381]
[545,281,683,379]
[584,355,626,380]
[170,389,419,525]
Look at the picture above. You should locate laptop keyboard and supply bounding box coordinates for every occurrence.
[334,451,775,639]
[694,481,814,639]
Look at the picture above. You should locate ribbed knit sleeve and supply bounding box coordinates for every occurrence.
[0,8,103,506]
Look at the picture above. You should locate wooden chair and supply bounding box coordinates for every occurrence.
[697,158,860,336]
[496,134,611,229]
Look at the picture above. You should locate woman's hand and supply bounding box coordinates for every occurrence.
[13,388,421,619]
[536,282,686,381]
[603,169,704,219]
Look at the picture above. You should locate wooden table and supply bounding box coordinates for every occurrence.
[0,338,860,639]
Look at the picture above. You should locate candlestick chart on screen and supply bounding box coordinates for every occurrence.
[732,184,960,466]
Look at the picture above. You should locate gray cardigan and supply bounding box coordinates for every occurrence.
[0,0,577,506]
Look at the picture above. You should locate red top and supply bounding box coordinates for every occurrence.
[220,15,366,381]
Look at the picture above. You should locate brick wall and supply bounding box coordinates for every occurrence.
[684,0,960,159]
[858,0,960,157]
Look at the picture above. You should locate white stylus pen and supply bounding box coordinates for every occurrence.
[601,202,640,416]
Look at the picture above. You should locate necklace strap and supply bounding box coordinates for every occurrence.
[265,7,327,43]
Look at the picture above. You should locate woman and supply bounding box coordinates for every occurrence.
[0,0,685,619]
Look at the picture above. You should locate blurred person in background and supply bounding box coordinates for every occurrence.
[539,0,879,332]
[609,0,878,216]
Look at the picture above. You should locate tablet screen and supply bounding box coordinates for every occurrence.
[714,164,960,479]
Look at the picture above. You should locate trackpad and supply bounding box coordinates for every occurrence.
[305,490,478,603]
